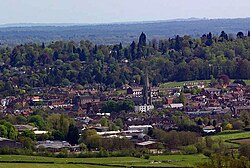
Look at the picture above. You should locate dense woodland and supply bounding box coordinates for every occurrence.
[1,18,250,46]
[1,31,250,95]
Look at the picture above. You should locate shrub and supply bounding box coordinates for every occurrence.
[239,144,250,159]
[144,154,150,159]
[203,148,212,157]
[182,145,198,154]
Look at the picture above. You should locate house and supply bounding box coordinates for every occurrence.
[165,97,174,105]
[159,88,181,95]
[46,99,65,106]
[0,137,23,149]
[14,125,38,132]
[151,87,160,97]
[203,126,216,134]
[97,130,122,138]
[184,82,205,89]
[127,87,143,97]
[165,103,184,109]
[232,106,250,116]
[227,83,243,91]
[204,88,221,97]
[136,141,163,154]
[136,140,156,147]
[131,133,150,142]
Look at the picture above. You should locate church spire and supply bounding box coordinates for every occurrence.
[143,68,152,105]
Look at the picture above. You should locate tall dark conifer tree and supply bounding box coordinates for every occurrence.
[139,32,147,46]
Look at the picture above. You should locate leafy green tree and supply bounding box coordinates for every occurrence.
[182,145,198,154]
[18,137,35,150]
[197,155,250,168]
[240,111,250,127]
[108,122,119,131]
[29,115,46,130]
[101,138,134,151]
[85,134,101,150]
[21,130,36,141]
[79,143,88,151]
[8,127,18,140]
[120,100,135,112]
[100,117,108,127]
[115,118,124,129]
[48,114,70,139]
[16,116,27,124]
[173,93,186,107]
[101,100,117,113]
[52,130,64,140]
[0,121,18,139]
[0,125,8,138]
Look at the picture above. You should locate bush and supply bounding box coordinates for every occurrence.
[144,154,150,159]
[0,148,33,155]
[203,148,213,157]
[97,148,109,157]
[182,145,198,154]
[239,144,250,159]
[77,152,98,158]
[195,140,206,153]
[232,120,244,130]
[56,149,69,158]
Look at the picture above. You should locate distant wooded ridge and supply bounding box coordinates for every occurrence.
[1,18,250,46]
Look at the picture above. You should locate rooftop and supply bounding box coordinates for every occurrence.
[136,140,156,146]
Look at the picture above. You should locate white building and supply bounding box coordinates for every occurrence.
[169,103,184,109]
[128,125,153,133]
[134,104,154,112]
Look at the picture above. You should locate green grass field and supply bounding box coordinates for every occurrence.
[160,79,250,88]
[149,154,208,167]
[0,154,208,168]
[211,131,250,141]
[210,131,250,147]
[0,163,103,168]
[160,80,210,88]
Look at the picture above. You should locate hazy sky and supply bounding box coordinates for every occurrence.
[0,0,250,24]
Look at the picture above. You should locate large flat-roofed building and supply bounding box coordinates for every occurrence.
[36,140,80,152]
[128,125,153,134]
[0,137,23,149]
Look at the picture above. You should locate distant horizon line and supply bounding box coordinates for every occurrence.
[1,17,250,27]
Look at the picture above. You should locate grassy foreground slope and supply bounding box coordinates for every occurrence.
[0,163,104,168]
[0,154,207,168]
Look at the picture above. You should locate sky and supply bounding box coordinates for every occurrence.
[0,0,250,24]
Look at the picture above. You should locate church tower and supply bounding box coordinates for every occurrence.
[134,68,154,112]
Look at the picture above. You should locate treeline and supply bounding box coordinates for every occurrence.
[0,112,80,149]
[1,31,250,93]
